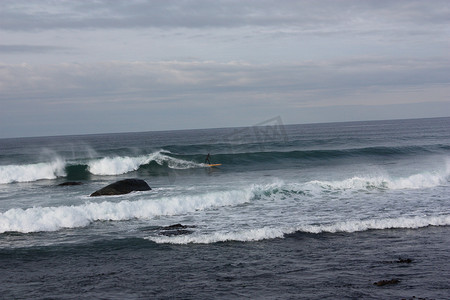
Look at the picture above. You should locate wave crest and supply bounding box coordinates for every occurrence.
[87,150,203,175]
[0,150,205,183]
[0,158,66,184]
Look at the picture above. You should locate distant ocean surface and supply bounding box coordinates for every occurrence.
[1,117,449,299]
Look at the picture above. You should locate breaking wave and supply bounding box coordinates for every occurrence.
[0,150,205,183]
[1,175,449,239]
[305,170,449,192]
[149,215,450,244]
[87,150,205,175]
[255,167,449,198]
[0,158,66,184]
[2,172,449,235]
[0,189,252,234]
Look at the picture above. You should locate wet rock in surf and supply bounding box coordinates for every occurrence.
[90,179,151,197]
[58,181,83,186]
[159,224,195,236]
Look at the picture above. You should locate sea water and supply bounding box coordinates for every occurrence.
[0,117,449,299]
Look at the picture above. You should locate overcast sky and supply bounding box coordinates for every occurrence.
[1,0,449,138]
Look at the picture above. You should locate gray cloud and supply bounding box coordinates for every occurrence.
[0,44,68,54]
[1,57,448,108]
[1,0,449,32]
[1,0,449,137]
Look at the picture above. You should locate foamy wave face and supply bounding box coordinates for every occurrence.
[88,155,152,175]
[248,167,449,201]
[390,172,448,189]
[0,189,252,233]
[298,215,450,234]
[307,177,388,192]
[305,168,449,192]
[87,150,203,175]
[0,158,66,184]
[148,215,450,244]
[149,227,287,244]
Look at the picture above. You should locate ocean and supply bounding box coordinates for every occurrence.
[0,117,449,299]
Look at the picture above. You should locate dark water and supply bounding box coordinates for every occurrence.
[1,227,449,299]
[1,117,449,299]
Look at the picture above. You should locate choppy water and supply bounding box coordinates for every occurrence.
[1,117,449,299]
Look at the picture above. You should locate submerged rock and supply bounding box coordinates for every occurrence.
[384,257,413,264]
[163,224,188,230]
[90,179,151,197]
[58,181,83,186]
[396,258,413,264]
[374,279,400,286]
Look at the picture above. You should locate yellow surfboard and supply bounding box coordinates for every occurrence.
[207,164,222,167]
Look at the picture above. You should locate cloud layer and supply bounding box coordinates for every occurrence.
[0,0,449,137]
[2,0,449,31]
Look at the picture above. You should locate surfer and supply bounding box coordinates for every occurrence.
[205,153,211,164]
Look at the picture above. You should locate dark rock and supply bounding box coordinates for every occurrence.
[397,258,412,264]
[90,179,151,197]
[383,257,413,264]
[160,229,193,237]
[159,224,195,236]
[58,181,83,186]
[164,224,188,230]
[374,279,400,286]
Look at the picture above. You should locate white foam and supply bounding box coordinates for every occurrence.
[244,169,449,202]
[88,155,152,175]
[298,215,450,234]
[148,215,450,244]
[149,227,286,244]
[305,177,385,192]
[87,150,203,175]
[0,158,66,184]
[389,171,448,189]
[305,168,449,192]
[0,189,252,233]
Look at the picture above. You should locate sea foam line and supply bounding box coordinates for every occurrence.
[0,189,252,234]
[148,215,450,244]
[297,215,450,233]
[148,227,287,244]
